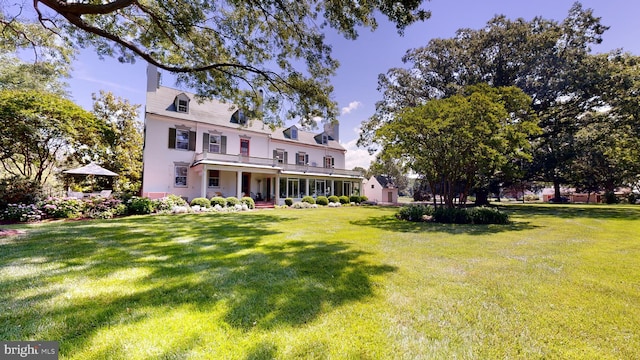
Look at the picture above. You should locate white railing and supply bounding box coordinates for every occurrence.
[193,152,362,177]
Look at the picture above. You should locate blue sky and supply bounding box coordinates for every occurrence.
[66,0,640,169]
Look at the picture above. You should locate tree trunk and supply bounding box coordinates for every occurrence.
[475,188,490,206]
[553,179,561,200]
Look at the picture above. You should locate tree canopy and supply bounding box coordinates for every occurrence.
[2,0,430,127]
[374,85,539,208]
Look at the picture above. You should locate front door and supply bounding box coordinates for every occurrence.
[388,191,393,203]
[242,173,251,197]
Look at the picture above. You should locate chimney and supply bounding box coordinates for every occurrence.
[324,122,339,142]
[146,64,161,92]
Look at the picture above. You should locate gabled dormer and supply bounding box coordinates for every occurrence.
[230,109,247,125]
[314,131,332,145]
[174,93,190,113]
[283,125,299,140]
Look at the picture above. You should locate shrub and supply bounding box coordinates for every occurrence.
[396,204,434,222]
[467,207,510,224]
[210,196,227,208]
[316,196,329,206]
[328,202,341,207]
[0,176,43,209]
[241,196,255,209]
[1,204,43,222]
[523,194,540,202]
[301,196,316,204]
[605,191,619,204]
[128,197,154,215]
[350,195,361,204]
[226,196,240,207]
[154,194,188,212]
[40,197,84,219]
[628,193,638,205]
[84,197,126,219]
[284,198,293,206]
[328,195,339,203]
[190,197,211,208]
[292,201,314,209]
[360,195,368,203]
[433,207,471,224]
[338,195,350,204]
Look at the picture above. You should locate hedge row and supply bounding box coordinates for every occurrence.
[397,204,509,225]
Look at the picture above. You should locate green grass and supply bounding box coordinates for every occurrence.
[1,204,639,359]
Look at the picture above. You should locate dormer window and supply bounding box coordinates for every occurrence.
[291,127,298,140]
[231,109,246,124]
[322,134,329,145]
[177,99,188,113]
[174,93,190,113]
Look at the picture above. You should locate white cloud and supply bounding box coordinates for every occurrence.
[341,101,362,115]
[342,138,378,171]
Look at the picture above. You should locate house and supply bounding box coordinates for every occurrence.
[141,65,363,205]
[363,175,398,204]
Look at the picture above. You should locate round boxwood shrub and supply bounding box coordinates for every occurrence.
[190,197,211,208]
[301,196,315,204]
[349,195,361,204]
[328,195,339,203]
[241,196,255,209]
[316,196,329,206]
[359,195,368,203]
[338,195,350,204]
[226,196,240,207]
[128,196,154,215]
[284,198,293,206]
[210,196,227,207]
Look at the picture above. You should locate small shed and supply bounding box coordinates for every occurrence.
[363,175,398,204]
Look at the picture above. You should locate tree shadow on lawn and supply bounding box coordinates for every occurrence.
[0,212,396,355]
[351,215,538,235]
[499,204,640,220]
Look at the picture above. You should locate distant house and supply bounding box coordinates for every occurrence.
[363,176,398,204]
[141,65,363,205]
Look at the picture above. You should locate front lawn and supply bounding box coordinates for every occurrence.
[1,205,639,359]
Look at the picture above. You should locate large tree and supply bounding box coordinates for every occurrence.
[2,0,429,127]
[0,89,103,184]
[373,85,539,208]
[360,3,609,199]
[70,91,143,193]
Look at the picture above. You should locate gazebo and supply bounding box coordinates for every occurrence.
[63,162,118,197]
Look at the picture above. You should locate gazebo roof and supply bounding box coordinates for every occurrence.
[63,162,118,177]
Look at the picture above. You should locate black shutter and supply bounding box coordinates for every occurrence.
[305,154,309,165]
[273,150,277,159]
[221,136,227,154]
[188,131,196,151]
[168,128,176,149]
[202,133,209,153]
[284,152,288,164]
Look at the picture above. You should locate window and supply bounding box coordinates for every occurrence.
[296,152,308,166]
[316,180,326,196]
[209,134,221,153]
[287,178,299,198]
[371,184,375,189]
[174,165,188,187]
[208,170,220,187]
[322,134,329,145]
[323,156,334,169]
[274,149,286,164]
[291,127,298,140]
[169,128,195,151]
[176,129,190,150]
[240,139,250,157]
[177,99,188,113]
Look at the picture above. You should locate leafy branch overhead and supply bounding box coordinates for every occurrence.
[3,0,429,127]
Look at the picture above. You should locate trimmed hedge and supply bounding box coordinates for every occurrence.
[190,197,211,208]
[241,196,255,209]
[284,198,293,206]
[316,196,329,206]
[210,196,227,207]
[328,195,339,204]
[226,196,240,207]
[350,195,361,204]
[338,195,350,204]
[301,196,316,204]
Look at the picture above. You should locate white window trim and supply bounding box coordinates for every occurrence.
[174,163,189,187]
[175,129,190,150]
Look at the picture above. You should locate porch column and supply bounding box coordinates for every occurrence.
[329,180,334,196]
[275,174,280,204]
[236,170,242,199]
[201,165,207,198]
